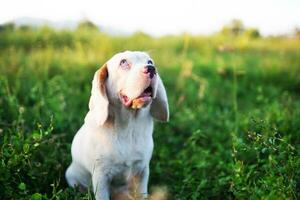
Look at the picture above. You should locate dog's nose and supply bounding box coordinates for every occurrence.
[145,65,156,79]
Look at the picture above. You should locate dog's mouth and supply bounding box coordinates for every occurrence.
[120,86,153,109]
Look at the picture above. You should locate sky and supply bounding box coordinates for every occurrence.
[0,0,300,36]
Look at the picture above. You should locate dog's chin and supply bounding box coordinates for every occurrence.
[120,86,153,109]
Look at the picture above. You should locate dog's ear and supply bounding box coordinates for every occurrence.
[150,75,169,122]
[88,64,109,126]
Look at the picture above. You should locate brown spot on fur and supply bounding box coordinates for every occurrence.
[98,63,108,94]
[99,63,108,83]
[111,174,169,200]
[111,190,131,200]
[103,115,114,129]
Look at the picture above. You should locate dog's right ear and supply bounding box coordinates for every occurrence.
[88,64,109,126]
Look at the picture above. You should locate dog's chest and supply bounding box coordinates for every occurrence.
[114,129,151,165]
[104,124,153,176]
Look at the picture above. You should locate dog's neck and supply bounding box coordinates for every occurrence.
[107,102,151,128]
[85,97,152,129]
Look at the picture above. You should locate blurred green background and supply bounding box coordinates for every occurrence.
[0,20,300,199]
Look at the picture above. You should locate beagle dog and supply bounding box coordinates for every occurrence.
[66,51,169,200]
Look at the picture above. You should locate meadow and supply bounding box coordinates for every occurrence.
[0,24,300,199]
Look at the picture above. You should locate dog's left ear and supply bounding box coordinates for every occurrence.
[150,75,169,122]
[88,64,109,126]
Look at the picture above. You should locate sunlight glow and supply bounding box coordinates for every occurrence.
[1,0,300,35]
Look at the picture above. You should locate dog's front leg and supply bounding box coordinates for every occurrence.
[92,166,110,200]
[138,166,149,199]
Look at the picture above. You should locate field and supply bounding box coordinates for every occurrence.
[1,25,300,199]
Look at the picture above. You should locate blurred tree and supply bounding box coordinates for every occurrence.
[19,25,32,31]
[221,19,245,36]
[231,19,245,35]
[77,19,99,31]
[0,22,15,32]
[294,27,300,39]
[244,28,261,38]
[132,31,151,39]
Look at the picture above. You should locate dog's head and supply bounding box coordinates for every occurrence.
[88,51,169,126]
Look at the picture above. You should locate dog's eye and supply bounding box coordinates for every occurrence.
[120,59,130,69]
[147,60,153,65]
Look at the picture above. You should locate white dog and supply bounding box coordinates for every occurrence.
[65,51,169,200]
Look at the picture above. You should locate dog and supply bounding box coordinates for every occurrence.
[65,51,169,200]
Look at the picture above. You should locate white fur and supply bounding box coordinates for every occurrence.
[65,51,169,200]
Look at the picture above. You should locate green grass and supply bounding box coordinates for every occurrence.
[0,26,300,199]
